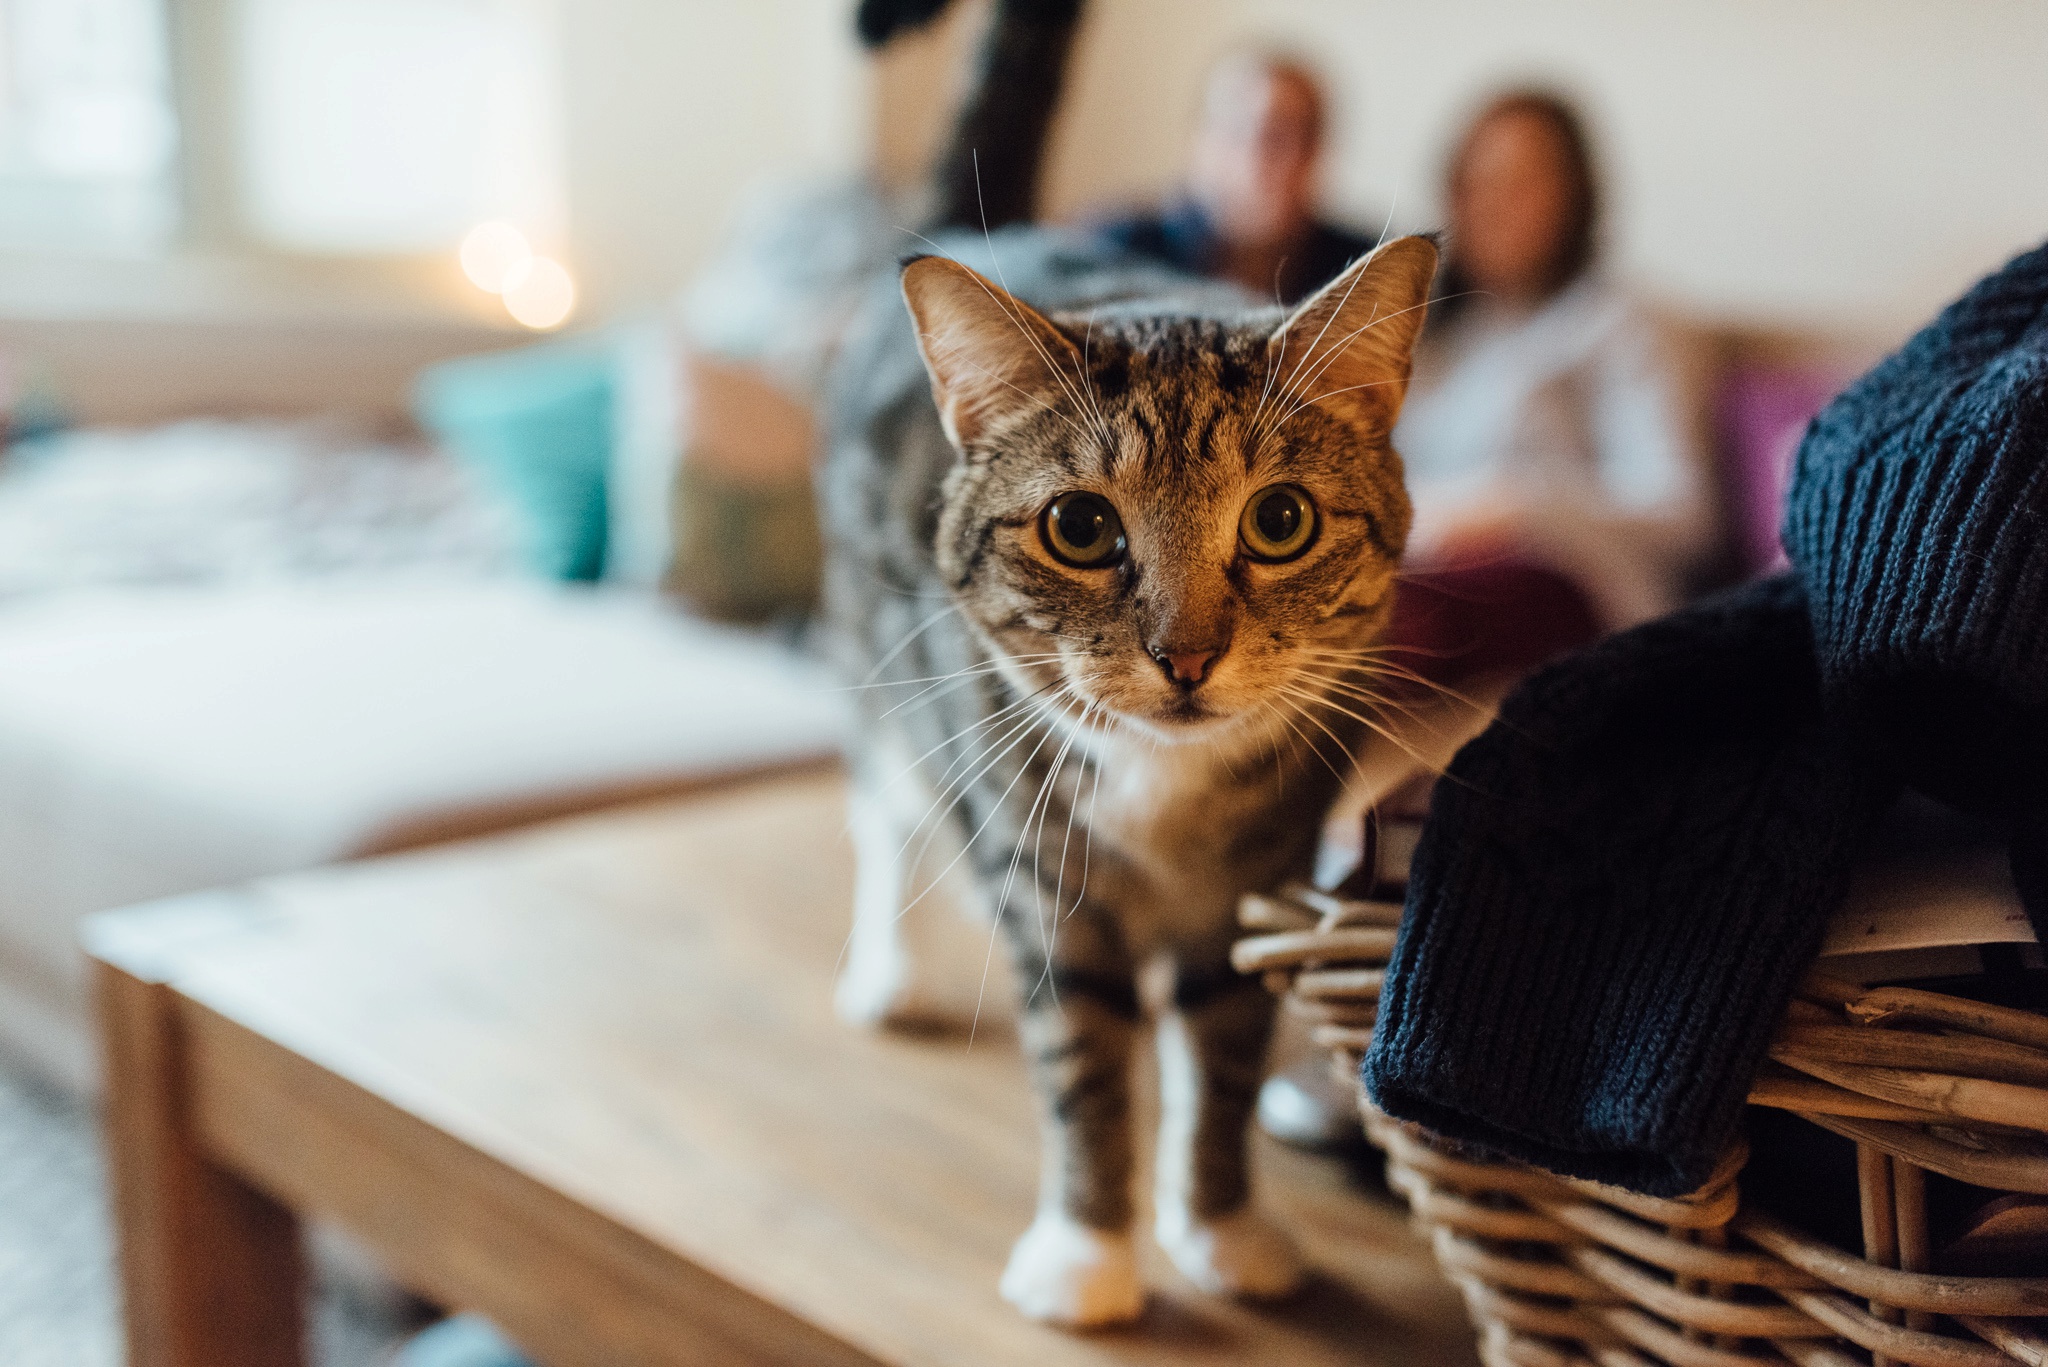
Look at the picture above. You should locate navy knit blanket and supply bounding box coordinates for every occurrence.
[1363,240,2048,1196]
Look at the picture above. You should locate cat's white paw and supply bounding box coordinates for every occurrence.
[1155,1206,1304,1301]
[1000,1213,1144,1327]
[831,942,929,1024]
[833,942,968,1031]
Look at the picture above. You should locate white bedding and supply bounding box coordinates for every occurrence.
[0,419,518,599]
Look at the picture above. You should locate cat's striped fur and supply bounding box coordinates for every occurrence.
[821,229,1435,1324]
[823,0,1436,1328]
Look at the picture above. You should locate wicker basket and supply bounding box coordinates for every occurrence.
[1235,876,2048,1367]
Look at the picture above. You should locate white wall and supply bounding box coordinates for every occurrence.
[554,0,865,320]
[235,0,564,256]
[557,0,2048,342]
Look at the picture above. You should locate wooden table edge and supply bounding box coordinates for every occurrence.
[89,888,881,1367]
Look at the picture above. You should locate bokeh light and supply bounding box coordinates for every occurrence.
[459,220,534,294]
[502,255,575,330]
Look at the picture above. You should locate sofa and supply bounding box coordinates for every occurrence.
[0,418,841,1091]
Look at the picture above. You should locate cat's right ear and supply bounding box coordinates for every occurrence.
[900,255,1081,450]
[1266,234,1439,438]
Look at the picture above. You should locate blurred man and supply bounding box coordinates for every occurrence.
[1098,51,1376,303]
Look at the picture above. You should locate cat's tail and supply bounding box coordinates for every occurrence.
[857,0,1087,233]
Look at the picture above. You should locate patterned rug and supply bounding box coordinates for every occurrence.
[0,1060,410,1366]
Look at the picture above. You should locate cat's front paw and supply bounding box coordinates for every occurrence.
[1155,1206,1304,1301]
[1000,1212,1144,1327]
[833,939,972,1032]
[834,944,929,1029]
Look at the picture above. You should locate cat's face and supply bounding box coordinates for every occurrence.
[903,237,1436,747]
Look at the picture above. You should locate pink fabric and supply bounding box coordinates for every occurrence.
[1715,367,1847,578]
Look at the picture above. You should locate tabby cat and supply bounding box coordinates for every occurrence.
[822,0,1435,1326]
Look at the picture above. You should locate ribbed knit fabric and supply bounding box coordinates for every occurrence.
[1365,576,1889,1194]
[1364,240,2048,1196]
[1788,240,2048,813]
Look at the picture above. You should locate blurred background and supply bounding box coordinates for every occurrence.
[2,4,2047,1364]
[2,0,2045,425]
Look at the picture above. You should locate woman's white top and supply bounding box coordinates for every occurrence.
[1393,276,1717,628]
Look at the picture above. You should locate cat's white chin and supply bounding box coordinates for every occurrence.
[1110,703,1266,749]
[1000,1213,1145,1327]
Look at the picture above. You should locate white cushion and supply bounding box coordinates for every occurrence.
[0,579,843,1084]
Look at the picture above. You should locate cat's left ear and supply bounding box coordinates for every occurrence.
[1267,235,1439,436]
[901,255,1083,451]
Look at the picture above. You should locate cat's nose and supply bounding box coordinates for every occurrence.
[1151,646,1220,688]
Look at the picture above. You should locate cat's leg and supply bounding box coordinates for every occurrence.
[835,738,997,1030]
[999,923,1145,1327]
[1153,962,1304,1300]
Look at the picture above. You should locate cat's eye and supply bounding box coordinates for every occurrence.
[1239,484,1317,561]
[1040,492,1127,568]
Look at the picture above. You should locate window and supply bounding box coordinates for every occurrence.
[0,0,177,251]
[235,0,562,256]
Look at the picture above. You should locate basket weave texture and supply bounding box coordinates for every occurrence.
[1235,881,2048,1367]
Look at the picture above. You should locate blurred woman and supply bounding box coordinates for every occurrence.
[1257,93,1718,1152]
[1389,91,1716,687]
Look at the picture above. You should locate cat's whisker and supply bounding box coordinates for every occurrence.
[1291,653,1438,694]
[1297,642,1444,659]
[923,333,1097,446]
[1272,298,1413,416]
[1244,312,1291,445]
[901,687,1064,867]
[869,654,1069,735]
[1256,691,1345,785]
[1297,650,1468,686]
[1078,310,1120,458]
[891,681,1063,876]
[1294,659,1454,713]
[900,682,1074,934]
[875,682,1054,807]
[1006,698,1085,989]
[872,661,1018,719]
[1063,706,1107,930]
[1018,709,1088,1012]
[841,714,1045,990]
[958,683,1084,1046]
[1302,657,1489,715]
[1261,377,1410,441]
[1249,290,1439,458]
[1052,702,1099,927]
[1290,668,1450,739]
[845,652,1058,698]
[1276,682,1452,779]
[1272,254,1381,409]
[1302,676,1433,733]
[1031,699,1106,1003]
[1263,699,1305,797]
[1278,292,1440,425]
[1270,686,1371,781]
[961,162,1121,458]
[1250,701,1286,798]
[834,685,1059,978]
[861,600,959,684]
[1041,702,1092,930]
[1295,646,1487,696]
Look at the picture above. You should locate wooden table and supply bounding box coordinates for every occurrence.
[88,770,1475,1367]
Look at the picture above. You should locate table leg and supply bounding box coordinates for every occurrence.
[97,957,307,1367]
